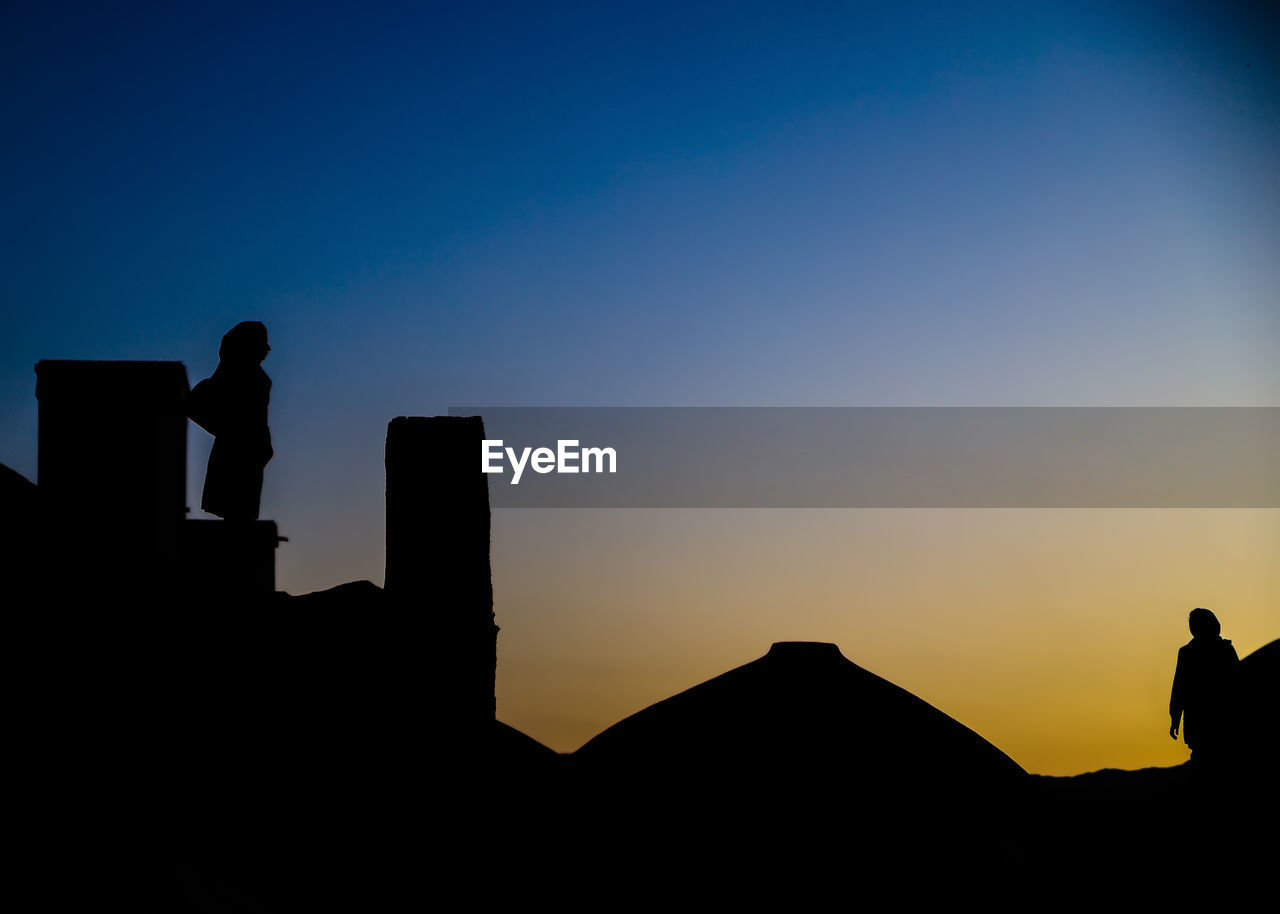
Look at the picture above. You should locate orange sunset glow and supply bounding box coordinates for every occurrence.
[488,508,1277,774]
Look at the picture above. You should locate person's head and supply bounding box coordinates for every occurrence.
[219,321,270,365]
[1188,607,1220,639]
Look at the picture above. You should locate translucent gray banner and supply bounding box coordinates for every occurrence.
[446,408,1280,508]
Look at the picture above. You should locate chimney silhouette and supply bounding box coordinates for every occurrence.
[385,416,497,735]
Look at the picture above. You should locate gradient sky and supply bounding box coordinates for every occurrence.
[2,2,1277,775]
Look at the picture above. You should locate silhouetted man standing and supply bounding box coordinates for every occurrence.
[188,321,273,520]
[1169,608,1239,769]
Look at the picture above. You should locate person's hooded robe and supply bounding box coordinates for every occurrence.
[188,322,273,520]
[1170,632,1239,754]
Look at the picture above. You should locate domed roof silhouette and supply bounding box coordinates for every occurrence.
[576,641,1025,789]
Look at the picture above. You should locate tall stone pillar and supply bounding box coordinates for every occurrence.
[385,416,497,735]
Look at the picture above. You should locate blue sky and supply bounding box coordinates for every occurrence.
[2,1,1277,592]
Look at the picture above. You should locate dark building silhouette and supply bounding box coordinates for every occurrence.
[180,517,282,601]
[12,355,1274,907]
[1234,638,1279,787]
[35,360,189,596]
[568,640,1031,884]
[33,359,281,601]
[577,640,1026,782]
[1,462,39,595]
[385,416,498,735]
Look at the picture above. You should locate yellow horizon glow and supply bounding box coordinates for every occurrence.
[490,508,1278,775]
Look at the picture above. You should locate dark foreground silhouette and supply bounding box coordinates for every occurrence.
[158,628,1274,908]
[5,358,1276,907]
[7,544,1275,909]
[572,639,1025,846]
[1036,637,1276,880]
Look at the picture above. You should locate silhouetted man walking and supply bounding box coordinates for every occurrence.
[188,321,273,520]
[1169,608,1239,771]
